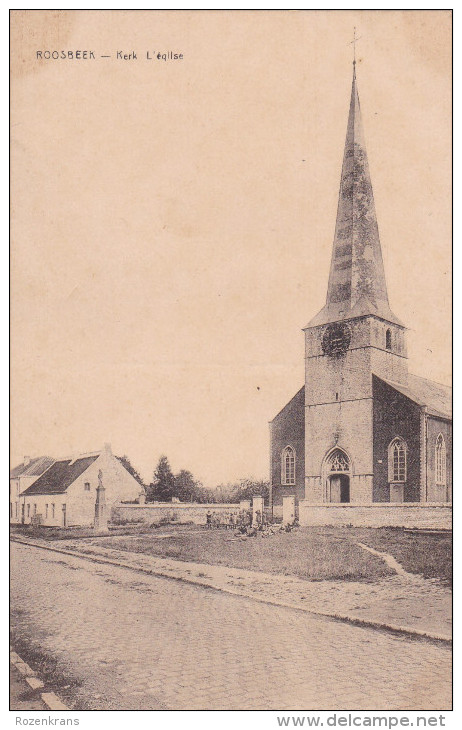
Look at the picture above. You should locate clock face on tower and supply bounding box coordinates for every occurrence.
[321,322,351,357]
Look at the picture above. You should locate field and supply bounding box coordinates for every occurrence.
[11,523,451,584]
[86,524,451,584]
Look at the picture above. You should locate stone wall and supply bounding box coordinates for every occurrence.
[305,399,374,503]
[111,502,242,526]
[298,502,452,529]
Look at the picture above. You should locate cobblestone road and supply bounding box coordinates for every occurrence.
[50,534,452,640]
[10,542,451,711]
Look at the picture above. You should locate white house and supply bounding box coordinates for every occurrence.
[10,455,55,524]
[18,444,142,527]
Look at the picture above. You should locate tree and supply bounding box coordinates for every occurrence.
[148,455,175,502]
[231,478,270,505]
[202,479,270,504]
[174,470,202,502]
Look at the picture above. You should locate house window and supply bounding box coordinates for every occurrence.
[281,446,296,485]
[435,434,447,486]
[52,504,55,518]
[386,329,392,350]
[388,438,407,483]
[33,504,37,515]
[27,504,30,518]
[15,503,18,518]
[45,504,48,518]
[84,482,91,491]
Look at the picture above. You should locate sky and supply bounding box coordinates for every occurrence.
[11,10,452,487]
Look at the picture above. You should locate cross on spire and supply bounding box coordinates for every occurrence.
[348,27,361,66]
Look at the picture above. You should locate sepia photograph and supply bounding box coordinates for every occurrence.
[10,9,452,717]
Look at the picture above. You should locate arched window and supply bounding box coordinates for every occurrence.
[328,449,350,473]
[281,446,295,485]
[435,434,447,486]
[388,438,407,483]
[386,329,392,350]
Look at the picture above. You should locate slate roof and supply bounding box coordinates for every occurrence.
[115,456,145,487]
[271,386,305,422]
[306,66,402,329]
[20,455,100,496]
[10,456,55,479]
[376,373,452,420]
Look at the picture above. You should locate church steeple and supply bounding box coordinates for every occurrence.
[307,65,402,328]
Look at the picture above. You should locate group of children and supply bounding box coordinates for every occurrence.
[205,508,299,537]
[205,508,255,530]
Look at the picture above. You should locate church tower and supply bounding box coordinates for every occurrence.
[303,63,407,504]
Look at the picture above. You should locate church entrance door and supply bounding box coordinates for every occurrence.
[323,448,351,503]
[328,474,350,503]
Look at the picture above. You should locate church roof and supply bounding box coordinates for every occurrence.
[10,456,54,479]
[375,373,452,420]
[270,385,305,422]
[20,455,100,496]
[306,65,402,329]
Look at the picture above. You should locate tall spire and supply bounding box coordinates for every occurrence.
[307,65,402,328]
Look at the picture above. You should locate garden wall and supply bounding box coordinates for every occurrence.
[111,502,243,526]
[298,502,452,529]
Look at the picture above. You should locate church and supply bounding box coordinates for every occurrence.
[269,63,452,526]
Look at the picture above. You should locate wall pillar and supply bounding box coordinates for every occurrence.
[282,495,296,525]
[252,496,264,527]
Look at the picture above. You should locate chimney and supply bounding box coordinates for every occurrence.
[23,456,31,466]
[103,443,112,455]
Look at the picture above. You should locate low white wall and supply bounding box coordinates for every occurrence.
[111,502,242,526]
[272,505,282,521]
[298,502,452,529]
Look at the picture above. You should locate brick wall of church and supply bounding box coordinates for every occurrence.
[270,387,305,507]
[372,376,421,502]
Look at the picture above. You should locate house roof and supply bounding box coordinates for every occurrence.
[115,456,145,487]
[375,373,452,420]
[20,455,99,496]
[10,456,55,479]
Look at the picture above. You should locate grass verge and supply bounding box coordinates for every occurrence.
[88,525,395,582]
[12,523,451,585]
[348,526,452,585]
[10,522,162,541]
[88,525,451,584]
